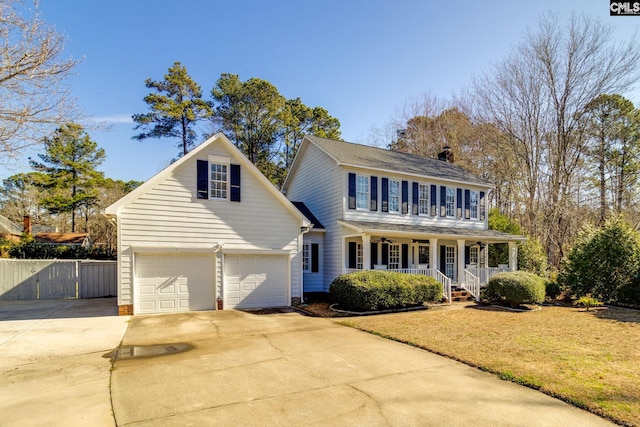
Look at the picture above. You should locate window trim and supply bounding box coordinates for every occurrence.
[388,179,400,213]
[469,190,479,220]
[445,187,455,218]
[302,244,310,273]
[389,244,400,269]
[208,155,230,201]
[418,183,430,215]
[356,175,369,210]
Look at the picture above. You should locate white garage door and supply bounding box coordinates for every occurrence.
[224,255,289,309]
[135,254,215,314]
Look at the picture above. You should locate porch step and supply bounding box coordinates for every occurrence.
[450,290,474,302]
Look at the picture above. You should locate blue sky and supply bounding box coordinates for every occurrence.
[1,0,638,183]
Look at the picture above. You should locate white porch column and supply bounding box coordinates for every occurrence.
[362,234,371,270]
[508,241,517,271]
[482,243,489,268]
[430,238,438,271]
[457,239,466,285]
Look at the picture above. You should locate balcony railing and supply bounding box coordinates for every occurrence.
[465,267,509,285]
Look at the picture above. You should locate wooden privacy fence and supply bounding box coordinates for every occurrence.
[0,259,117,300]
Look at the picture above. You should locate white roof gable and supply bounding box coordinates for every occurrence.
[105,133,309,226]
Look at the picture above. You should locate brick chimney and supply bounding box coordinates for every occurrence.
[23,215,31,235]
[437,146,454,163]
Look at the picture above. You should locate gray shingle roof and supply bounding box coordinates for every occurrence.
[306,135,492,187]
[292,202,325,230]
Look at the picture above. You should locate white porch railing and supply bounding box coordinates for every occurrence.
[466,267,509,286]
[463,270,480,302]
[342,268,452,303]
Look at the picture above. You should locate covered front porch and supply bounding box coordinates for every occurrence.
[338,220,526,302]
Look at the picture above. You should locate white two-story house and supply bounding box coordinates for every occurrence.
[282,136,525,301]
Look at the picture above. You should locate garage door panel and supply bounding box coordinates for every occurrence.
[134,254,215,314]
[224,255,289,309]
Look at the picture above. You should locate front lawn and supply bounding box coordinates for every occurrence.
[340,304,640,426]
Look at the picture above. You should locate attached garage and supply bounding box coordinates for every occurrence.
[134,253,215,314]
[224,254,289,309]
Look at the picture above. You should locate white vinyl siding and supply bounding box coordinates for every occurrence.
[116,141,302,308]
[389,180,400,213]
[284,142,342,291]
[356,175,368,210]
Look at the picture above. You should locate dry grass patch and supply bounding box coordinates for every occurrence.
[341,304,640,426]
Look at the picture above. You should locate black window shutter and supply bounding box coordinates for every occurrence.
[348,173,356,209]
[440,186,446,217]
[480,191,486,220]
[381,178,389,212]
[401,180,409,214]
[465,246,471,265]
[464,189,471,219]
[348,242,357,269]
[230,164,241,202]
[311,243,319,273]
[382,243,389,266]
[197,160,208,199]
[370,243,378,267]
[456,188,462,219]
[370,176,378,211]
[412,182,419,215]
[430,185,437,216]
[402,244,409,269]
[440,245,446,273]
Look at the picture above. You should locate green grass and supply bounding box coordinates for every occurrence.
[340,304,640,426]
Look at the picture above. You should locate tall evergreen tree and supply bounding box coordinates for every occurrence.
[30,123,105,232]
[133,61,212,157]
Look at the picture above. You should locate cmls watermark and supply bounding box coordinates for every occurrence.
[610,1,640,15]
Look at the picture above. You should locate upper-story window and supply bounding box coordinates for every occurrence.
[419,184,429,215]
[389,180,400,213]
[210,163,228,199]
[356,175,368,210]
[446,187,455,217]
[470,191,479,219]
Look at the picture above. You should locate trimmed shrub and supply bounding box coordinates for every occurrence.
[329,270,442,311]
[486,271,545,308]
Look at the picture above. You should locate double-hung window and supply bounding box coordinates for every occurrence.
[389,180,400,213]
[210,163,228,200]
[446,187,455,217]
[470,191,479,219]
[469,246,479,266]
[302,244,310,272]
[389,244,400,269]
[356,176,368,210]
[419,184,429,215]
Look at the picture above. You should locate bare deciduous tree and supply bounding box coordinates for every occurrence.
[0,0,79,158]
[471,13,640,266]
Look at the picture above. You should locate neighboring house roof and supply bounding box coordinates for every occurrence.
[106,133,309,227]
[292,202,325,230]
[34,232,91,245]
[338,220,526,242]
[287,135,492,188]
[0,214,22,235]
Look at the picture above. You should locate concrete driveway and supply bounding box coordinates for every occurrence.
[0,298,129,427]
[111,309,612,427]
